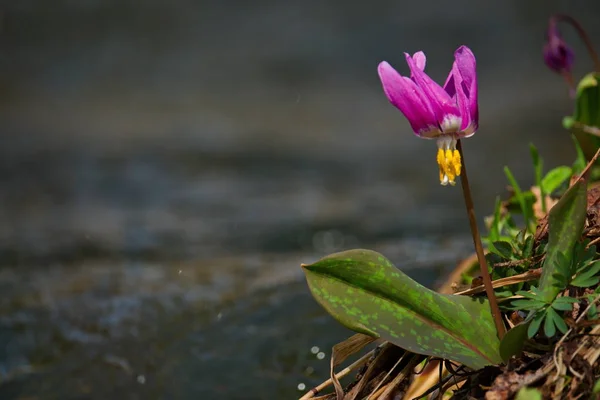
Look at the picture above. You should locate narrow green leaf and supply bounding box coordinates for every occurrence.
[572,277,600,288]
[527,311,545,338]
[510,300,547,311]
[551,302,573,312]
[541,166,572,194]
[571,135,587,174]
[588,302,598,319]
[504,166,534,232]
[487,197,503,243]
[302,249,502,369]
[522,235,534,259]
[530,144,546,214]
[552,311,569,334]
[573,261,600,282]
[515,290,542,301]
[537,178,588,303]
[544,309,557,337]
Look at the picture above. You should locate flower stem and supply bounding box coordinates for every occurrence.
[555,14,600,73]
[456,140,506,339]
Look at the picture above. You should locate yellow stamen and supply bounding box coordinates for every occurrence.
[435,139,462,186]
[453,149,462,176]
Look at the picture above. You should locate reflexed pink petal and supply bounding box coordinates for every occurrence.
[377,61,439,136]
[448,61,471,132]
[404,52,460,131]
[412,52,426,71]
[453,46,478,133]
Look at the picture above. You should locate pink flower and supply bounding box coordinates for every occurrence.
[378,46,478,185]
[543,25,575,74]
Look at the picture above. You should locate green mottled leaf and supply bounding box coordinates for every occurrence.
[541,166,572,194]
[537,178,588,303]
[302,249,502,369]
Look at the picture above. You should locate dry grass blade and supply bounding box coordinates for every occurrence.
[369,355,423,400]
[344,343,400,400]
[403,360,447,400]
[299,349,377,400]
[454,268,542,296]
[330,334,378,400]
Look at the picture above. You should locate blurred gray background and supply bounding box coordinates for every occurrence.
[0,1,599,399]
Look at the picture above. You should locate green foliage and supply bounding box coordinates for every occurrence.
[499,322,529,362]
[515,387,543,400]
[530,144,546,214]
[504,166,535,233]
[571,135,588,174]
[507,239,600,339]
[571,260,600,287]
[537,177,588,303]
[563,73,600,130]
[594,377,600,394]
[302,249,503,369]
[541,166,572,194]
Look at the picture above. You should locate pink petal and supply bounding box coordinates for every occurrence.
[377,61,440,136]
[404,52,460,130]
[412,51,427,71]
[453,46,478,132]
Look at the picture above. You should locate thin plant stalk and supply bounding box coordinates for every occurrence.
[555,14,600,73]
[456,139,506,339]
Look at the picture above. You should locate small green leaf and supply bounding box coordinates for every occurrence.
[528,311,545,338]
[594,378,600,394]
[537,178,588,303]
[572,135,587,174]
[573,73,600,128]
[551,297,578,312]
[522,235,534,259]
[515,290,542,301]
[552,311,569,334]
[544,309,557,337]
[499,323,529,362]
[490,241,514,259]
[510,299,547,311]
[515,387,543,400]
[541,166,572,194]
[572,277,600,288]
[487,197,503,243]
[530,144,546,213]
[302,249,503,369]
[572,261,600,288]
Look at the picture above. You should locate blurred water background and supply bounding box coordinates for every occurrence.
[1,1,600,399]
